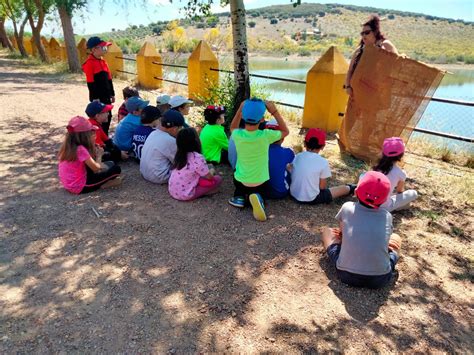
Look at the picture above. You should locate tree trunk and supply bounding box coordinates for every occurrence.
[11,18,28,57]
[0,16,14,50]
[17,15,29,56]
[58,5,81,72]
[229,0,250,106]
[25,0,48,62]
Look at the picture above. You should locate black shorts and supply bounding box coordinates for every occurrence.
[295,188,333,204]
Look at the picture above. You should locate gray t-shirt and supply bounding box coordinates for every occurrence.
[335,202,393,276]
[140,129,177,184]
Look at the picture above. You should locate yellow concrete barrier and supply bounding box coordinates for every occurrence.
[23,38,33,55]
[60,45,67,62]
[30,37,37,56]
[136,42,162,89]
[103,42,123,77]
[188,40,218,100]
[302,46,349,132]
[49,37,62,61]
[10,36,18,50]
[41,36,51,59]
[77,38,87,64]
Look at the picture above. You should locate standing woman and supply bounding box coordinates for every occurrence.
[344,15,398,98]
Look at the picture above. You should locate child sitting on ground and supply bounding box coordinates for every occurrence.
[228,98,289,222]
[156,94,171,114]
[373,137,418,212]
[117,86,139,121]
[200,105,229,165]
[265,119,295,199]
[321,171,402,289]
[113,96,149,153]
[86,101,125,163]
[131,106,161,161]
[169,95,193,127]
[58,116,121,194]
[290,128,355,204]
[169,128,223,201]
[140,110,185,184]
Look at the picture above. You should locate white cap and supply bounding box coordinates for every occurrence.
[156,94,171,105]
[169,95,193,108]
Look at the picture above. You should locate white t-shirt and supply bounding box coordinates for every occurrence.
[140,129,177,184]
[386,165,406,194]
[290,151,331,202]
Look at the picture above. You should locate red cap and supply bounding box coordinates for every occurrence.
[305,128,326,146]
[265,118,280,130]
[67,116,99,133]
[382,137,405,157]
[101,104,113,113]
[356,171,391,208]
[99,41,112,47]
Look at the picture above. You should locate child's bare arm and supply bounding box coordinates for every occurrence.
[265,101,289,139]
[230,101,245,132]
[396,180,405,193]
[319,178,328,190]
[84,157,102,173]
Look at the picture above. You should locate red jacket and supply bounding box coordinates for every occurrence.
[82,54,115,103]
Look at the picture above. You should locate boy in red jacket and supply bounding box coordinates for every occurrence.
[82,36,115,135]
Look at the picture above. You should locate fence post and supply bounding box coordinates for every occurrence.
[103,42,124,77]
[77,38,87,64]
[136,42,162,89]
[41,36,51,59]
[49,37,62,61]
[23,38,33,55]
[188,40,218,100]
[302,46,349,132]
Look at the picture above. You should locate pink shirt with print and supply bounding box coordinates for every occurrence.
[168,152,209,200]
[58,145,91,194]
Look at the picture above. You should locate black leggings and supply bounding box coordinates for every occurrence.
[81,162,121,193]
[233,177,270,205]
[102,140,122,163]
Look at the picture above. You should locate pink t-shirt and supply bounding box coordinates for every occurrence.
[58,145,91,194]
[168,152,209,200]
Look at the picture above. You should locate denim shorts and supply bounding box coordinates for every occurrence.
[327,243,399,289]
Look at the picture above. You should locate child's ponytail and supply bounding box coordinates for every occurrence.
[373,153,403,175]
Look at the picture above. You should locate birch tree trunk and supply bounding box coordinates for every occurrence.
[229,0,250,106]
[0,16,14,50]
[58,5,80,72]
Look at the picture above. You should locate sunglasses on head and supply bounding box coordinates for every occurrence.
[360,30,372,36]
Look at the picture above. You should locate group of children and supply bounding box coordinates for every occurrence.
[57,36,419,289]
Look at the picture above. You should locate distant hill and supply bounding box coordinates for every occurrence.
[91,3,474,64]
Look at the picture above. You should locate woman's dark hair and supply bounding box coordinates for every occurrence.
[359,14,386,46]
[173,128,201,170]
[373,153,403,175]
[305,137,324,150]
[122,86,139,99]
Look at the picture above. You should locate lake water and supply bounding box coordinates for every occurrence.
[143,56,474,152]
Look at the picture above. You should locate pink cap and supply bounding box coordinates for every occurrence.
[67,116,98,133]
[382,137,405,157]
[356,171,391,208]
[305,128,326,146]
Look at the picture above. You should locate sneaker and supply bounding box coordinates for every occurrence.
[249,193,266,222]
[228,196,245,208]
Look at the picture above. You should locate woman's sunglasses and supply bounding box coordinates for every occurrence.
[360,30,372,36]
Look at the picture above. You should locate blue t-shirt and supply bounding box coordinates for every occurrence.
[132,126,155,160]
[113,113,142,151]
[268,144,295,198]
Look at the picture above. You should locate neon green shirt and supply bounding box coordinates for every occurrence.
[200,124,229,163]
[232,129,282,184]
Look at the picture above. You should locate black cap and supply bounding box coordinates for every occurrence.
[162,110,185,128]
[86,36,111,49]
[141,105,161,124]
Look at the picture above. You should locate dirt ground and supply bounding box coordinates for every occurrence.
[0,50,473,353]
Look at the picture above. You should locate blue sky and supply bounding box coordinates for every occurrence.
[11,0,474,36]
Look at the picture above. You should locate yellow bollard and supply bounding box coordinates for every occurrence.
[77,38,88,64]
[49,37,62,61]
[23,38,33,55]
[302,46,349,132]
[187,40,218,101]
[30,37,37,56]
[41,36,51,59]
[60,45,67,62]
[136,42,162,89]
[103,42,124,77]
[10,36,18,50]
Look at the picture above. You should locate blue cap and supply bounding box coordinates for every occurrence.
[242,98,266,124]
[162,110,185,128]
[85,101,113,117]
[125,96,149,112]
[86,36,111,49]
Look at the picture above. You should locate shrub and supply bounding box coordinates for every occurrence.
[318,11,326,17]
[388,14,395,20]
[298,47,311,56]
[196,22,206,29]
[248,21,256,28]
[270,18,278,25]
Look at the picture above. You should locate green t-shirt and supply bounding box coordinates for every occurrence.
[232,129,282,184]
[200,124,229,163]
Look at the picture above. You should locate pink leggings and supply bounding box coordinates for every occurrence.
[188,175,223,201]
